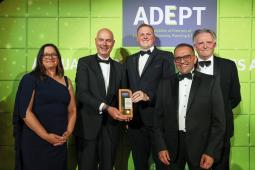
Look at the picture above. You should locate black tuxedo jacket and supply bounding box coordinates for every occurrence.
[74,54,123,140]
[213,56,241,138]
[125,47,175,127]
[154,71,226,164]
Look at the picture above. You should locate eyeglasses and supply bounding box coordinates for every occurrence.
[174,55,192,63]
[43,53,58,60]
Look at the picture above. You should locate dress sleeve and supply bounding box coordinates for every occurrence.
[13,73,36,122]
[12,73,36,170]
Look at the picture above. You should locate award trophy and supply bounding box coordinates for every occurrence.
[118,89,133,118]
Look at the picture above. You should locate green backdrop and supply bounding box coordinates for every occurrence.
[0,0,255,170]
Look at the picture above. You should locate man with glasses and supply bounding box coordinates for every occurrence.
[193,29,241,170]
[153,43,225,170]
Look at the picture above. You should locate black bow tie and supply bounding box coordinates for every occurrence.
[178,73,192,81]
[140,50,151,56]
[97,57,110,64]
[198,61,211,67]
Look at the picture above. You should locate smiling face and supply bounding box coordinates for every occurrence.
[137,25,155,50]
[174,46,197,74]
[95,28,115,59]
[42,46,59,70]
[194,32,216,60]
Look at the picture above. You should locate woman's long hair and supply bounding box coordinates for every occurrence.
[31,43,64,79]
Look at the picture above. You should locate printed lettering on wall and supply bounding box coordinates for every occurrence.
[123,0,217,47]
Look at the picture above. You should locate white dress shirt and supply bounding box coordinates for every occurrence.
[178,75,192,131]
[138,46,154,76]
[197,55,214,75]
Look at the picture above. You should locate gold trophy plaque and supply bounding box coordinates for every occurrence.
[119,89,133,118]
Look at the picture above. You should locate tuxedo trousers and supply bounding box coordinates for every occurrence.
[128,126,163,170]
[76,125,117,170]
[170,131,205,170]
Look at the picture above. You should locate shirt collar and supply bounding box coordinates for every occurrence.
[178,68,195,75]
[197,55,214,62]
[97,54,110,61]
[140,46,154,53]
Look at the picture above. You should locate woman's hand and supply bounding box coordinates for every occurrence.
[45,133,66,146]
[62,130,71,141]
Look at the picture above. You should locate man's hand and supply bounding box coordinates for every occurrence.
[107,106,131,121]
[200,154,214,169]
[158,150,170,165]
[132,90,149,103]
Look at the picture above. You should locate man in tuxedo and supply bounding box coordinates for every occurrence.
[193,28,241,170]
[74,28,130,170]
[154,43,225,170]
[124,23,175,170]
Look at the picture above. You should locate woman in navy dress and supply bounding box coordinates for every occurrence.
[13,43,76,170]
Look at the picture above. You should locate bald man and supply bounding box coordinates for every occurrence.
[74,28,130,170]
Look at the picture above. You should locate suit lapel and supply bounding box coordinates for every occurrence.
[172,75,179,113]
[106,59,116,103]
[187,73,201,112]
[213,56,220,76]
[92,55,107,97]
[133,53,140,80]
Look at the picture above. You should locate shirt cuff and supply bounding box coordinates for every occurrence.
[99,103,105,114]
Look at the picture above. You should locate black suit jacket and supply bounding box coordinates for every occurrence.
[74,54,123,140]
[154,72,226,164]
[125,47,175,127]
[213,56,241,138]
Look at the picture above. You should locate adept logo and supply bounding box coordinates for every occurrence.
[133,6,206,26]
[123,0,217,47]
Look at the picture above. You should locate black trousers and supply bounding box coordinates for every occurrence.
[76,126,117,170]
[170,131,205,170]
[128,126,163,170]
[114,125,131,170]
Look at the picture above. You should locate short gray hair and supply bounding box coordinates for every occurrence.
[192,28,217,44]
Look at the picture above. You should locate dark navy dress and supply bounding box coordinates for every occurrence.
[13,73,70,170]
